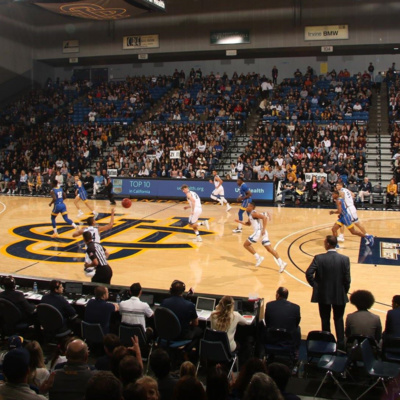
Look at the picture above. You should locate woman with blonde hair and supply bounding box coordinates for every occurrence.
[25,340,50,389]
[210,295,249,352]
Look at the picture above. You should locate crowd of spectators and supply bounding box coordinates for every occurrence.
[0,275,399,400]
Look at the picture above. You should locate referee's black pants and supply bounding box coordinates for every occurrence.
[92,265,113,285]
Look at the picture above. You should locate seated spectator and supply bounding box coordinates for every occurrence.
[294,177,306,204]
[134,376,159,400]
[210,295,249,352]
[307,175,319,201]
[25,341,50,390]
[318,176,331,202]
[243,372,283,400]
[84,371,123,400]
[267,363,300,400]
[49,336,79,372]
[386,178,398,205]
[84,286,119,334]
[45,339,95,400]
[345,290,382,343]
[327,170,338,187]
[0,335,24,365]
[173,376,206,400]
[161,280,203,357]
[83,171,94,192]
[93,170,105,197]
[95,334,121,371]
[280,176,295,204]
[383,295,400,339]
[231,358,267,399]
[358,176,372,204]
[179,361,197,378]
[119,282,154,331]
[264,287,301,352]
[119,355,143,387]
[40,280,78,330]
[0,275,36,326]
[206,366,230,400]
[0,348,47,400]
[149,349,179,400]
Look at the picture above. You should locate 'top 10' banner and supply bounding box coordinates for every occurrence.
[111,178,274,202]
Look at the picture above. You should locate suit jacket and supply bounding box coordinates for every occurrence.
[306,250,351,305]
[385,308,400,337]
[265,299,301,333]
[345,310,382,341]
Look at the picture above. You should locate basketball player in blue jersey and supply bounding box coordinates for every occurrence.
[233,177,252,233]
[74,174,98,219]
[238,202,287,271]
[49,180,77,238]
[330,191,374,246]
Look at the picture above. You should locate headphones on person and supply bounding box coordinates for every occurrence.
[170,280,186,295]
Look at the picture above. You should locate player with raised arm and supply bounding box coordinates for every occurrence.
[233,177,252,233]
[238,202,287,271]
[72,209,115,243]
[209,170,232,211]
[181,184,210,242]
[49,180,77,238]
[330,190,374,246]
[74,174,98,219]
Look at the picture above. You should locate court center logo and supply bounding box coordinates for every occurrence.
[3,214,212,263]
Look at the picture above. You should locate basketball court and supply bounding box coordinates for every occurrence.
[0,195,398,336]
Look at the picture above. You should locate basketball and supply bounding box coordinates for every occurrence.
[121,198,132,208]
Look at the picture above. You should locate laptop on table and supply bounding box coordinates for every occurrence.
[195,297,216,321]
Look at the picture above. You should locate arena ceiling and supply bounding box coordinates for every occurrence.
[1,0,400,65]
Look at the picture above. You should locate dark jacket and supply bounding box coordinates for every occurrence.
[265,299,301,333]
[306,250,351,305]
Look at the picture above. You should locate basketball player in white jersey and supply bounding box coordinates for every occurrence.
[72,208,115,243]
[237,202,287,272]
[336,182,371,243]
[209,170,232,211]
[181,184,210,242]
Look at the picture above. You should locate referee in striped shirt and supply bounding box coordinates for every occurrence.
[83,231,113,284]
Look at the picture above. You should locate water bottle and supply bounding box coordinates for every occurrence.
[33,282,38,294]
[116,293,121,304]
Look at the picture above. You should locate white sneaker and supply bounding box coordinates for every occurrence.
[232,228,242,233]
[93,211,99,220]
[337,235,345,242]
[196,235,203,242]
[77,210,84,217]
[7,190,11,194]
[226,204,232,211]
[255,256,264,267]
[204,220,210,230]
[279,261,287,273]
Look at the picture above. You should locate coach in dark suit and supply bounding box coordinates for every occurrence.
[264,287,301,348]
[306,235,351,345]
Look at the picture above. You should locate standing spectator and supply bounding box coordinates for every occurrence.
[272,66,278,84]
[358,177,372,205]
[345,290,382,342]
[84,286,118,334]
[306,235,351,347]
[119,282,154,331]
[368,62,375,81]
[102,169,116,205]
[0,348,47,400]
